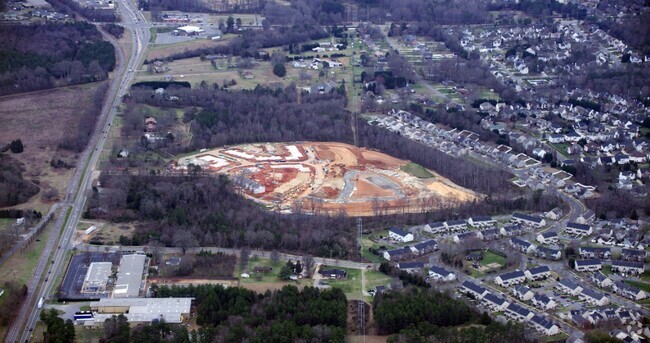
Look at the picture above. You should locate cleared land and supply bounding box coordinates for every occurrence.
[177,142,478,215]
[0,82,107,213]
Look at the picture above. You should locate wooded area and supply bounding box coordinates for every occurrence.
[0,22,115,95]
[151,284,347,342]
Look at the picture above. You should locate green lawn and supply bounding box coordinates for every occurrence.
[550,143,570,157]
[401,162,434,178]
[238,256,285,283]
[602,265,613,276]
[326,267,362,297]
[540,332,569,342]
[480,251,506,267]
[148,27,157,43]
[365,270,392,290]
[624,280,650,293]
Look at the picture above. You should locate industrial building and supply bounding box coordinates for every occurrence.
[81,262,113,293]
[113,254,146,298]
[86,297,193,327]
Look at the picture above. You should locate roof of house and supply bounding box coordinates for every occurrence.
[511,237,533,248]
[497,270,526,281]
[482,228,500,237]
[471,216,494,222]
[533,293,553,304]
[579,246,611,253]
[514,285,532,295]
[506,303,531,317]
[414,240,438,251]
[536,246,560,255]
[502,224,524,233]
[581,287,606,301]
[612,260,644,268]
[446,219,467,226]
[577,259,603,268]
[512,212,544,223]
[531,314,556,330]
[622,248,646,257]
[429,265,453,277]
[428,221,445,229]
[385,247,411,256]
[592,272,609,282]
[389,227,410,237]
[558,278,581,290]
[540,231,558,238]
[456,231,478,240]
[567,222,591,231]
[483,293,508,306]
[320,268,347,276]
[527,265,551,275]
[614,281,642,294]
[461,280,487,295]
[398,262,424,269]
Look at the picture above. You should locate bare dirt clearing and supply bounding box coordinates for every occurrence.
[177,142,479,215]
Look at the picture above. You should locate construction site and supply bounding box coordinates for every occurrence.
[176,142,478,215]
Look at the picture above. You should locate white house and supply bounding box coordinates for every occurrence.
[460,280,489,299]
[545,207,563,220]
[505,303,534,322]
[482,293,510,311]
[591,272,613,288]
[513,285,534,301]
[525,266,551,281]
[501,224,525,237]
[530,314,560,336]
[388,227,414,243]
[510,238,536,254]
[579,247,611,259]
[511,212,546,227]
[536,231,559,245]
[579,288,609,306]
[535,246,562,260]
[532,293,556,310]
[494,270,526,287]
[425,221,446,234]
[556,278,583,296]
[613,281,647,301]
[453,231,481,244]
[574,259,602,272]
[468,216,496,227]
[566,222,592,236]
[383,247,411,261]
[611,260,645,275]
[397,262,424,274]
[444,219,467,232]
[428,265,456,282]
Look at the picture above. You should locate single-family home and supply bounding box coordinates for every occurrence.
[621,248,646,262]
[532,293,557,310]
[501,224,525,237]
[530,314,560,336]
[460,280,489,299]
[319,268,347,279]
[591,272,613,288]
[525,266,551,281]
[505,303,534,322]
[535,246,562,260]
[511,213,546,227]
[536,231,559,245]
[613,281,647,301]
[388,227,414,243]
[482,293,510,311]
[453,231,481,243]
[398,262,424,274]
[579,247,611,259]
[445,219,467,232]
[556,278,583,296]
[611,260,645,275]
[428,265,456,282]
[565,222,592,236]
[574,259,602,272]
[510,237,536,254]
[425,221,446,234]
[494,270,526,287]
[383,247,411,261]
[468,216,496,227]
[480,228,500,241]
[513,285,534,301]
[579,288,609,306]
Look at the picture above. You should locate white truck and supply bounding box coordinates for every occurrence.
[37,297,44,309]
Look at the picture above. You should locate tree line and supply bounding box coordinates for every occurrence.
[150,284,347,342]
[0,22,115,95]
[0,155,39,208]
[59,82,108,153]
[47,0,119,22]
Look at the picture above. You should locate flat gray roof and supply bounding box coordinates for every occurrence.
[83,262,113,290]
[113,254,146,298]
[90,297,193,323]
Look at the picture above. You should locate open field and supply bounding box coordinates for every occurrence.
[0,82,107,213]
[176,142,478,215]
[146,36,234,61]
[480,250,506,267]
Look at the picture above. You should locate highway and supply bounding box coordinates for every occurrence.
[5,0,149,341]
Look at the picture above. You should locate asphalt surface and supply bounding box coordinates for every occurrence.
[5,0,149,341]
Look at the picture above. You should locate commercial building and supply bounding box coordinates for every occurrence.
[88,297,193,327]
[81,262,113,293]
[113,254,146,298]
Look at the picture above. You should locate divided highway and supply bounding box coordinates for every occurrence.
[5,0,149,341]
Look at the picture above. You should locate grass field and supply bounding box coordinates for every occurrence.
[550,143,570,157]
[624,280,650,293]
[0,82,108,214]
[480,251,506,267]
[401,162,434,178]
[326,267,362,297]
[365,270,391,290]
[238,255,286,283]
